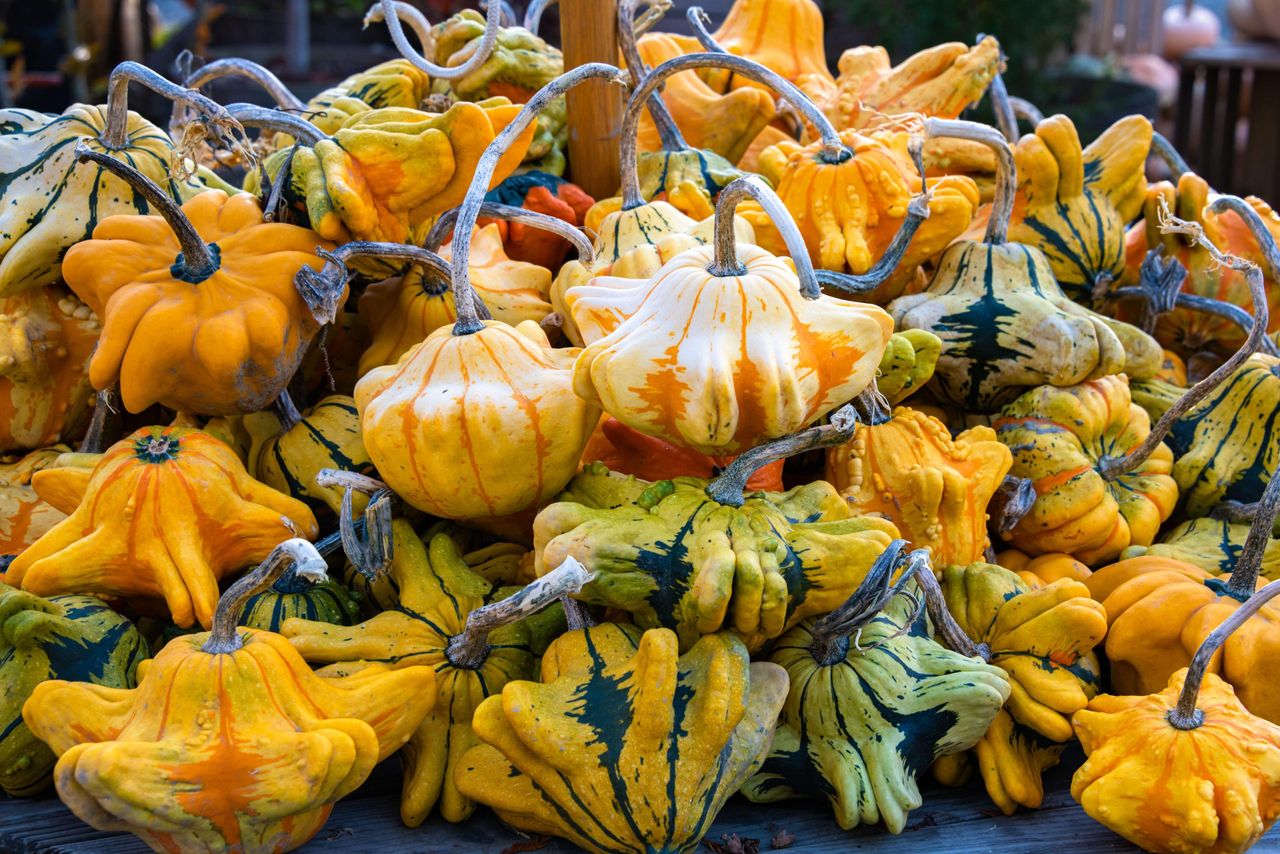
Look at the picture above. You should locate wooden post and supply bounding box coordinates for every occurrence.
[561,0,623,199]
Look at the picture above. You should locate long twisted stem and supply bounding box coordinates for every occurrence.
[203,539,327,653]
[104,61,243,151]
[449,64,631,336]
[618,0,686,152]
[373,0,501,80]
[924,118,1015,245]
[224,103,325,145]
[180,56,306,111]
[426,201,594,262]
[808,542,927,665]
[709,175,819,296]
[914,564,987,659]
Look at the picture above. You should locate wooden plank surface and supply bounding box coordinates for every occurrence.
[2,748,1278,852]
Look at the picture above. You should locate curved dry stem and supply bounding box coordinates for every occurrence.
[79,387,121,454]
[365,1,437,56]
[1211,195,1280,284]
[1224,441,1280,595]
[203,538,327,653]
[1169,577,1280,728]
[808,541,927,665]
[224,103,325,145]
[450,63,631,336]
[818,137,932,295]
[272,389,304,432]
[914,560,987,659]
[988,73,1019,142]
[925,118,1014,245]
[480,0,518,27]
[179,56,305,111]
[315,468,388,495]
[710,175,819,296]
[990,475,1037,534]
[1100,200,1269,481]
[523,0,556,34]
[618,0,685,151]
[426,201,594,263]
[446,556,594,668]
[74,142,218,280]
[621,51,847,209]
[1151,131,1190,179]
[105,61,245,153]
[317,467,396,581]
[375,0,500,80]
[706,402,859,506]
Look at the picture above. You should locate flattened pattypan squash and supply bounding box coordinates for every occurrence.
[0,584,146,797]
[742,543,1009,831]
[0,447,72,554]
[7,426,319,629]
[1120,516,1280,580]
[455,623,790,854]
[22,540,435,854]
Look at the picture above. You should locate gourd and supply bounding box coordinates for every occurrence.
[1005,113,1153,303]
[482,170,594,268]
[0,287,99,453]
[284,522,590,826]
[244,394,375,521]
[1122,172,1280,358]
[829,37,1003,131]
[1072,579,1280,854]
[0,447,73,555]
[995,550,1093,587]
[826,405,1012,569]
[925,562,1107,813]
[354,68,618,520]
[890,119,1160,411]
[22,539,435,854]
[239,564,361,632]
[580,416,785,493]
[62,148,339,416]
[454,622,790,854]
[358,202,589,374]
[1085,450,1280,722]
[876,329,941,404]
[0,584,146,797]
[7,425,319,629]
[741,543,1009,831]
[535,411,899,649]
[0,62,244,295]
[570,175,893,455]
[1120,516,1280,579]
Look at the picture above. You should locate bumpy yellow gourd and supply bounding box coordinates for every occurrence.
[0,447,72,555]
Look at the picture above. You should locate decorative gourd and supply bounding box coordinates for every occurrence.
[285,521,588,826]
[1085,458,1280,722]
[571,176,893,454]
[0,585,146,797]
[580,416,785,492]
[22,539,435,854]
[826,405,1012,569]
[7,426,319,628]
[1072,580,1280,854]
[239,565,361,632]
[454,623,790,854]
[1122,173,1280,358]
[1156,348,1189,385]
[635,33,776,165]
[536,414,899,649]
[0,287,99,453]
[1120,516,1280,579]
[0,447,72,555]
[298,59,433,135]
[355,68,619,519]
[890,119,1160,411]
[358,203,589,374]
[482,171,594,268]
[995,549,1093,587]
[876,329,941,404]
[698,0,837,107]
[62,148,339,416]
[244,394,375,521]
[923,562,1106,813]
[0,63,245,295]
[829,37,1003,131]
[741,543,1009,831]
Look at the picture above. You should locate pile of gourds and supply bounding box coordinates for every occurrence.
[3,0,1280,852]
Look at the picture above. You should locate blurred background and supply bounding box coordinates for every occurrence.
[2,0,1277,197]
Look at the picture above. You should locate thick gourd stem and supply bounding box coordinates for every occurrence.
[450,64,631,336]
[1169,577,1280,728]
[817,138,933,296]
[79,387,121,454]
[103,61,243,151]
[365,1,434,50]
[73,142,219,281]
[913,564,989,661]
[1010,96,1045,128]
[924,118,1015,245]
[1099,202,1269,481]
[808,541,927,666]
[374,0,501,81]
[1211,195,1280,283]
[988,73,1019,142]
[561,596,593,630]
[1151,131,1190,179]
[178,54,306,111]
[524,0,556,33]
[446,557,595,668]
[297,242,479,327]
[224,103,325,145]
[315,468,395,579]
[710,175,820,296]
[426,201,595,262]
[621,52,848,209]
[618,0,686,152]
[990,475,1037,534]
[272,389,303,432]
[706,402,860,506]
[481,0,518,26]
[1224,449,1280,596]
[203,538,327,653]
